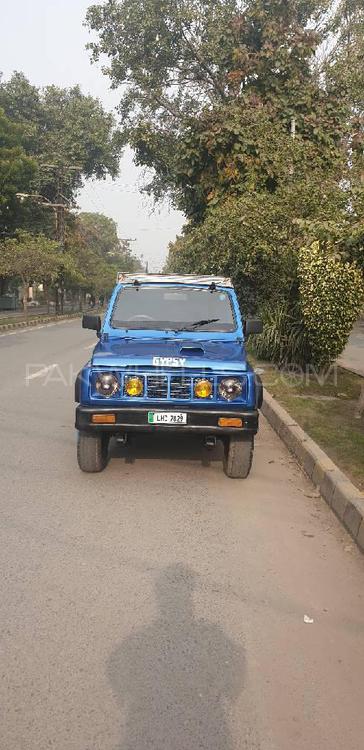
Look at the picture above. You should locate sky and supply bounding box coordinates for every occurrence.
[0,0,184,271]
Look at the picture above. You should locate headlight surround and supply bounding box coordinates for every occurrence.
[95,373,120,398]
[194,378,213,399]
[124,375,144,397]
[218,377,243,401]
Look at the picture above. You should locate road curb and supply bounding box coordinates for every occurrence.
[261,390,364,553]
[0,312,82,332]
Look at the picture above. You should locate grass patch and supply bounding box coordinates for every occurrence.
[0,313,51,326]
[256,360,364,491]
[0,311,84,326]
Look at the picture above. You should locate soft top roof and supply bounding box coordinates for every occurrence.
[117,273,233,288]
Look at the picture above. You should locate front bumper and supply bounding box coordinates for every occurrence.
[75,405,259,435]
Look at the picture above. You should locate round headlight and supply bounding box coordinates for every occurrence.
[194,378,213,399]
[218,377,243,401]
[95,373,119,398]
[125,376,144,397]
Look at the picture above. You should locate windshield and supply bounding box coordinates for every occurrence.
[111,286,236,332]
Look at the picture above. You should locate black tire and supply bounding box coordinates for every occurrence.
[77,431,109,473]
[223,435,254,479]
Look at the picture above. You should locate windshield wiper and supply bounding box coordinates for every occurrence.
[175,318,220,332]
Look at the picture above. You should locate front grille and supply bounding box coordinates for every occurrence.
[170,376,191,400]
[147,375,168,399]
[133,374,216,400]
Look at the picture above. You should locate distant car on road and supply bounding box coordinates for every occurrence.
[75,274,263,477]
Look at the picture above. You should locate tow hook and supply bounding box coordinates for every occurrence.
[204,436,216,451]
[115,433,128,446]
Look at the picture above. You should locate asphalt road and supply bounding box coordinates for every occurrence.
[1,319,364,750]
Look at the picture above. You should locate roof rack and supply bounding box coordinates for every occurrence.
[116,273,233,288]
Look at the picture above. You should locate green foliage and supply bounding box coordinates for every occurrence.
[324,1,364,256]
[66,239,114,296]
[84,0,364,375]
[87,0,331,123]
[76,212,121,259]
[0,72,132,303]
[252,301,311,367]
[298,241,364,367]
[327,0,364,111]
[65,212,142,297]
[291,192,364,274]
[0,206,139,304]
[87,0,241,118]
[173,98,345,220]
[167,178,348,312]
[0,73,122,208]
[167,194,295,312]
[0,230,61,284]
[0,108,37,234]
[87,0,344,218]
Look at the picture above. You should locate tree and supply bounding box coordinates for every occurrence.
[65,212,142,302]
[0,231,62,318]
[0,73,123,208]
[86,0,343,219]
[167,174,349,310]
[69,212,142,272]
[87,0,331,123]
[88,0,363,371]
[0,108,37,237]
[76,212,121,259]
[327,0,364,111]
[324,1,364,270]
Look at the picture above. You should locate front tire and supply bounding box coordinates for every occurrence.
[77,431,109,473]
[223,435,254,479]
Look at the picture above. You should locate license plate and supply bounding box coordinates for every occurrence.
[148,411,187,425]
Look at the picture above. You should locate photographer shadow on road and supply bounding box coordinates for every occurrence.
[107,563,245,750]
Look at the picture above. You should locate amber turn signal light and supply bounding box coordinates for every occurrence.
[91,414,116,424]
[218,417,243,428]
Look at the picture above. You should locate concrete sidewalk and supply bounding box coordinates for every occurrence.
[338,318,364,377]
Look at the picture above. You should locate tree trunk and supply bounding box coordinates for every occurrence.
[22,282,28,321]
[60,285,65,315]
[354,383,364,419]
[44,283,50,315]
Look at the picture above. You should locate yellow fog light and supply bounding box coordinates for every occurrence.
[194,378,213,399]
[125,376,144,397]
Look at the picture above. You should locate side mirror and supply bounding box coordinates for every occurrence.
[244,318,263,335]
[82,314,101,333]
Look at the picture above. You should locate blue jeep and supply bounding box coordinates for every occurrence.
[75,274,263,477]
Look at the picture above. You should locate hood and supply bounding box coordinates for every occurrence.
[91,336,247,372]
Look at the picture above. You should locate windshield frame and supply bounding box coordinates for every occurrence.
[108,284,238,334]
